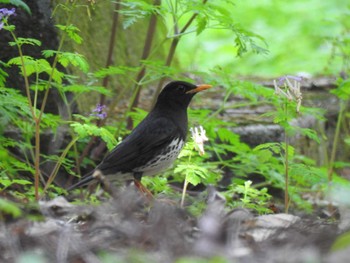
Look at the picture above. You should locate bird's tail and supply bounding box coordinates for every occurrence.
[66,170,95,191]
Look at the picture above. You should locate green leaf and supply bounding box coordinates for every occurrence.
[40,112,61,129]
[254,142,281,154]
[235,35,247,57]
[331,79,350,100]
[174,163,209,186]
[0,198,22,218]
[0,178,32,188]
[71,122,118,150]
[0,67,9,86]
[196,15,207,35]
[62,84,111,96]
[9,0,31,14]
[174,164,202,186]
[30,83,47,91]
[94,65,139,78]
[118,1,157,29]
[58,52,89,72]
[208,2,232,18]
[217,128,240,145]
[8,56,63,83]
[7,55,33,66]
[140,60,179,80]
[331,231,350,251]
[42,50,89,72]
[56,24,83,44]
[71,122,89,138]
[9,37,41,47]
[255,149,273,163]
[345,138,350,146]
[2,24,15,31]
[281,143,295,158]
[173,164,187,174]
[41,49,55,58]
[178,142,195,158]
[299,128,320,143]
[185,171,201,186]
[0,87,32,123]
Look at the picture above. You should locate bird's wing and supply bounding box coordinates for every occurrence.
[97,115,182,174]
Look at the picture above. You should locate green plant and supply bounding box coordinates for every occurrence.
[331,231,350,252]
[0,197,22,219]
[187,72,328,213]
[326,78,350,211]
[175,126,216,207]
[223,180,272,214]
[271,76,303,213]
[0,2,112,201]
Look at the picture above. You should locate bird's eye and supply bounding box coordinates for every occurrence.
[177,85,186,93]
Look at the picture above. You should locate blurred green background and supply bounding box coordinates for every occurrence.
[176,0,349,77]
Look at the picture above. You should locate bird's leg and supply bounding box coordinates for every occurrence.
[133,172,153,200]
[134,180,154,200]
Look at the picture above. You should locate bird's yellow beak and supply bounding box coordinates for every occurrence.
[186,84,212,94]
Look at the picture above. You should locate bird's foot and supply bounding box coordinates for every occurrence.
[92,170,118,198]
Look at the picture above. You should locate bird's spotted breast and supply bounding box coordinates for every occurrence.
[134,138,184,176]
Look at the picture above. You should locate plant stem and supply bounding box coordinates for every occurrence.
[61,93,82,177]
[30,8,72,199]
[284,132,289,213]
[180,179,189,207]
[327,100,345,213]
[8,32,34,117]
[21,1,74,199]
[181,147,193,207]
[8,26,39,198]
[328,100,344,179]
[284,100,289,213]
[44,136,79,192]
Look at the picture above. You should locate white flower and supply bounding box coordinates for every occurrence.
[274,76,303,113]
[190,126,209,156]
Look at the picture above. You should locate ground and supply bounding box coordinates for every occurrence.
[1,186,349,263]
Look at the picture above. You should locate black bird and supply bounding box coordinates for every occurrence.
[68,80,212,191]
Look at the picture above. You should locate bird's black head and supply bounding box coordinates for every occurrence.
[155,81,212,110]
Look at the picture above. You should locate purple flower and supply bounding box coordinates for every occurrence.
[0,8,16,30]
[92,104,106,113]
[0,8,16,17]
[92,112,107,119]
[90,104,107,119]
[278,75,303,86]
[0,8,16,20]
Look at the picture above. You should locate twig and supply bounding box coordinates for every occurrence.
[75,2,121,168]
[127,0,161,129]
[152,0,208,105]
[284,130,289,213]
[97,1,121,114]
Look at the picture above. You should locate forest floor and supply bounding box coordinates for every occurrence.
[1,186,349,263]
